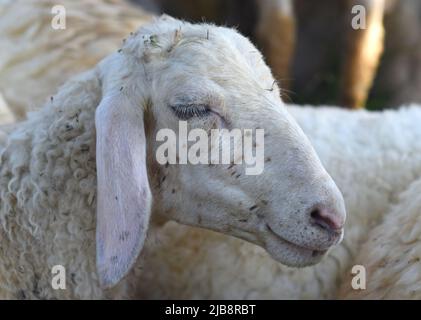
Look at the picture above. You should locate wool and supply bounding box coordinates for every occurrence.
[338,177,421,299]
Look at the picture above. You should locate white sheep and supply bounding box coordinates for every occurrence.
[133,104,421,299]
[0,17,346,299]
[338,177,421,299]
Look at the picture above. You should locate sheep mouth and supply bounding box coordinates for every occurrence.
[265,224,328,256]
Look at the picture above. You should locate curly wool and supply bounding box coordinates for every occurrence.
[0,71,146,299]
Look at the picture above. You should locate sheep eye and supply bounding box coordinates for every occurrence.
[170,104,211,120]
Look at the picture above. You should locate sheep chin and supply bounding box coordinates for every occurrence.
[263,224,329,267]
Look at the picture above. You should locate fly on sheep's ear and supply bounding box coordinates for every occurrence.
[95,93,152,288]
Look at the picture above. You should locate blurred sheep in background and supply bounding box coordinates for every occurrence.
[0,0,151,120]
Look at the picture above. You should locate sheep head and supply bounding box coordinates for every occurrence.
[94,16,346,288]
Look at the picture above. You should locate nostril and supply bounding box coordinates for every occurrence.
[310,207,343,233]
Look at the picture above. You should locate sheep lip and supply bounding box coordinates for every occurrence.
[265,224,326,253]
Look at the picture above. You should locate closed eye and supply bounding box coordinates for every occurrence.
[170,104,211,120]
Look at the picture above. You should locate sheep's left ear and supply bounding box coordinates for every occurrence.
[95,93,152,288]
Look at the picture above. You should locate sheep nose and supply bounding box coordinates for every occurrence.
[310,206,344,233]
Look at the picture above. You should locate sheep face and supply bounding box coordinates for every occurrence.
[95,17,346,286]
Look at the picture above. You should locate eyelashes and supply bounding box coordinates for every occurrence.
[170,104,212,120]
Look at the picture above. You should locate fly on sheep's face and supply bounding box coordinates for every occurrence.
[93,16,346,287]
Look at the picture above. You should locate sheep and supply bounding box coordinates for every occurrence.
[0,16,346,299]
[338,177,421,299]
[0,0,152,120]
[1,0,418,299]
[132,104,421,299]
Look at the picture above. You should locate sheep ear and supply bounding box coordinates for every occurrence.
[95,93,152,288]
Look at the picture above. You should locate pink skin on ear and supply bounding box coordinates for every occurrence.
[95,94,152,288]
